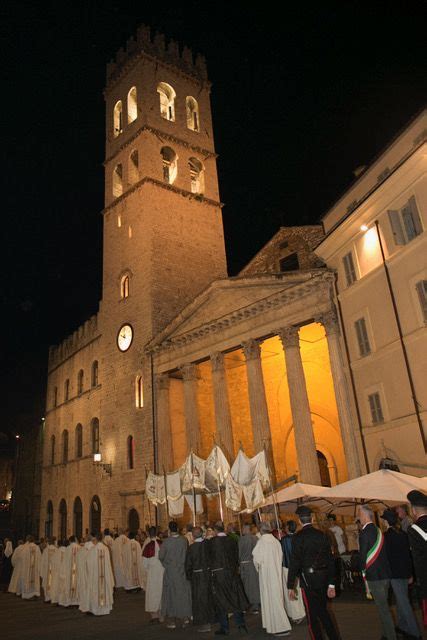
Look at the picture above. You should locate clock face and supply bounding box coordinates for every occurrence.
[117,324,133,352]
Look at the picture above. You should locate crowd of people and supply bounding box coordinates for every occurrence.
[0,489,425,640]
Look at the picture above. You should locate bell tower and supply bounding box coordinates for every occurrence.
[98,27,227,518]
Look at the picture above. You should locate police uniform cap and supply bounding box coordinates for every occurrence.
[380,509,398,525]
[295,505,312,517]
[407,490,427,507]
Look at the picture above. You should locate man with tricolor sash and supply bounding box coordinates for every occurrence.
[358,505,396,640]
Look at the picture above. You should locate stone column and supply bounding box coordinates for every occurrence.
[155,373,174,471]
[241,339,275,479]
[278,326,321,485]
[180,363,202,453]
[319,310,362,479]
[210,351,234,460]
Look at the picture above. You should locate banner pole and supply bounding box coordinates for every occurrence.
[163,466,170,521]
[190,451,197,527]
[264,443,281,538]
[145,465,153,527]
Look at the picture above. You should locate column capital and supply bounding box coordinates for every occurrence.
[277,325,299,348]
[210,351,225,372]
[241,338,261,361]
[155,373,170,391]
[316,308,340,336]
[180,362,199,381]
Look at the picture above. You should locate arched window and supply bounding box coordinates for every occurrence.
[45,500,53,538]
[127,87,138,123]
[64,379,70,402]
[186,96,200,131]
[77,369,84,396]
[157,82,176,121]
[127,435,134,469]
[128,508,140,532]
[75,424,83,458]
[73,497,83,540]
[91,418,100,454]
[112,164,123,198]
[128,149,139,185]
[90,495,101,534]
[317,450,331,487]
[161,146,177,184]
[53,386,58,408]
[121,274,130,299]
[113,100,123,136]
[59,499,67,540]
[50,435,56,465]
[62,429,69,463]
[188,157,204,194]
[135,375,143,408]
[91,361,98,387]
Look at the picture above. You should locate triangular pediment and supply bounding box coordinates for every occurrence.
[148,273,320,348]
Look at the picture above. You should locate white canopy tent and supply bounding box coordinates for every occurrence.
[263,482,331,512]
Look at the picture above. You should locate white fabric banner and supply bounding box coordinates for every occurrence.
[185,494,204,515]
[181,454,206,492]
[225,474,243,511]
[206,445,230,485]
[243,478,265,511]
[231,449,270,489]
[165,470,182,501]
[145,472,165,505]
[168,496,184,517]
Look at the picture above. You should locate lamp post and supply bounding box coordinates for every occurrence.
[93,452,112,477]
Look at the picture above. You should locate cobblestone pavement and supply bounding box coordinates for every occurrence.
[1,589,425,640]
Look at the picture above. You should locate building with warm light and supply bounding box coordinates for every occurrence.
[39,27,426,539]
[315,109,427,474]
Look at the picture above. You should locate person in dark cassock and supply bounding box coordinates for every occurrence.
[407,490,427,630]
[207,521,249,635]
[238,524,260,613]
[287,505,340,640]
[185,526,213,632]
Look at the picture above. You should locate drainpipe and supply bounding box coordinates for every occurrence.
[374,220,426,453]
[333,274,370,472]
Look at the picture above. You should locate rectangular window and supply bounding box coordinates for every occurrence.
[388,196,423,246]
[343,252,357,286]
[355,317,371,357]
[368,392,384,424]
[415,280,427,322]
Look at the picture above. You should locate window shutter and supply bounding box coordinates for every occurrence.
[388,210,405,245]
[409,196,423,236]
[415,280,427,322]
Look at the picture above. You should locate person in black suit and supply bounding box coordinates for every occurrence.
[287,505,340,640]
[358,505,396,640]
[407,490,427,631]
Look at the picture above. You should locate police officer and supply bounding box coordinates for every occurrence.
[287,505,340,640]
[407,490,427,631]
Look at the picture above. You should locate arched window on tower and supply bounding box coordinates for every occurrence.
[135,375,143,408]
[127,435,134,469]
[77,369,84,396]
[62,429,69,463]
[75,424,83,458]
[64,378,70,402]
[188,157,204,194]
[91,418,100,454]
[157,82,176,121]
[127,87,138,123]
[186,96,200,131]
[121,274,130,299]
[113,100,123,136]
[112,164,123,198]
[50,435,56,465]
[91,360,98,387]
[128,150,139,185]
[161,147,177,184]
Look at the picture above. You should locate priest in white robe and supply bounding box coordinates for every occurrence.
[8,540,24,595]
[123,532,144,591]
[41,538,57,602]
[143,526,164,621]
[252,522,291,637]
[112,529,128,589]
[103,529,114,556]
[18,536,42,600]
[84,533,114,615]
[77,538,94,613]
[61,536,81,606]
[51,540,68,605]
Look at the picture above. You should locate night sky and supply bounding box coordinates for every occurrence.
[1,1,426,442]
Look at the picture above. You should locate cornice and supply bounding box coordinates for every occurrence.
[102,176,223,215]
[146,271,335,355]
[104,124,217,166]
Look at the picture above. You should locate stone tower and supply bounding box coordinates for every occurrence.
[99,26,227,521]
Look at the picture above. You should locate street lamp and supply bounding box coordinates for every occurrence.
[93,452,112,477]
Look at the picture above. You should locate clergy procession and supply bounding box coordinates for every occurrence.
[1,487,426,640]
